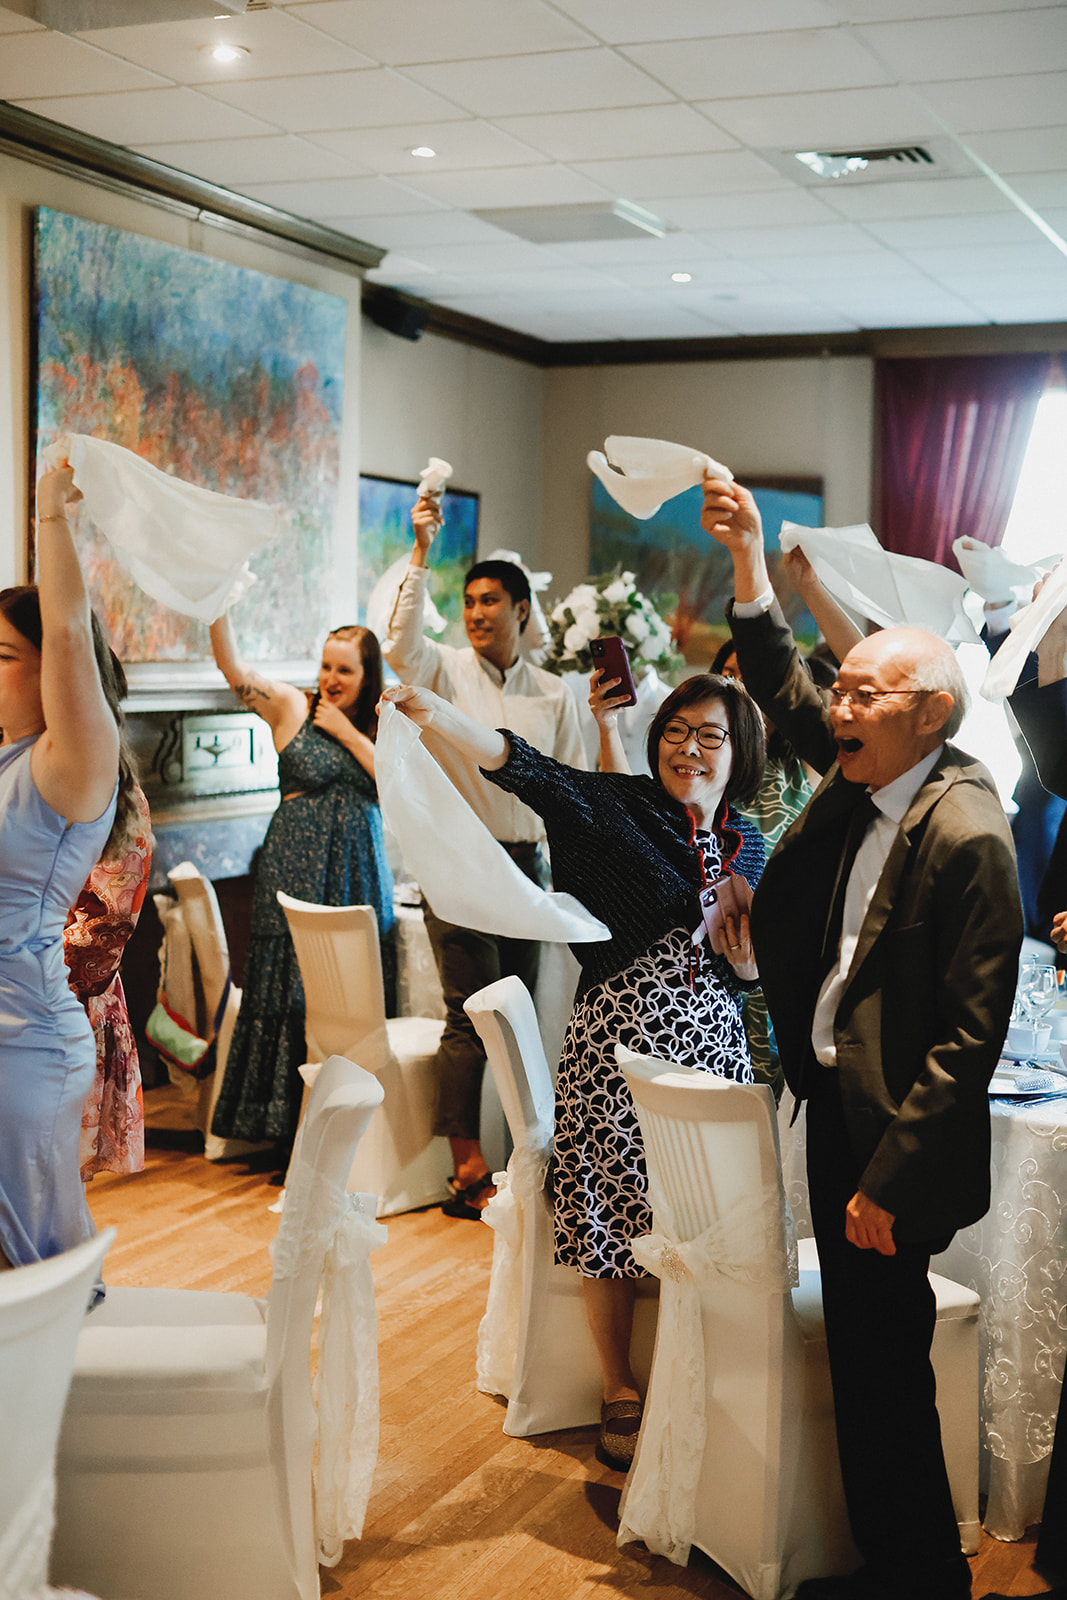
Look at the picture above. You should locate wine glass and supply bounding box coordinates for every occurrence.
[1019,962,1058,1032]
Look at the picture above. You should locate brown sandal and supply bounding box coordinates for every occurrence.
[596,1398,643,1472]
[441,1171,495,1221]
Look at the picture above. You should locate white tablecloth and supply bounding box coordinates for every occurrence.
[777,1091,1067,1542]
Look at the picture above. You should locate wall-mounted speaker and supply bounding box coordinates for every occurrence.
[364,292,428,342]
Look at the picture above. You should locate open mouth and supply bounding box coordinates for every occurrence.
[837,737,863,755]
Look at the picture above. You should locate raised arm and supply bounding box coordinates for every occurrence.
[383,683,508,769]
[209,614,305,746]
[588,668,632,774]
[382,499,455,691]
[30,466,118,822]
[781,546,864,664]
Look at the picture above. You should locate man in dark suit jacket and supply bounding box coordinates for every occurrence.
[705,477,1023,1600]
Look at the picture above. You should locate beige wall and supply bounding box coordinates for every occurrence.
[0,146,364,621]
[359,319,545,565]
[542,356,875,596]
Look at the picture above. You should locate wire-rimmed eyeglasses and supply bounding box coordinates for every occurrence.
[660,718,730,750]
[829,687,933,711]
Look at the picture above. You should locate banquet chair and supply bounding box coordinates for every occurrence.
[617,1051,980,1598]
[160,861,263,1162]
[463,975,657,1436]
[52,1057,386,1600]
[0,1231,112,1600]
[277,890,452,1215]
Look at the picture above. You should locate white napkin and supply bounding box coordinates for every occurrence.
[953,537,1044,605]
[365,555,448,646]
[778,521,979,646]
[417,456,452,499]
[45,433,279,624]
[981,560,1067,701]
[375,703,609,944]
[587,436,732,521]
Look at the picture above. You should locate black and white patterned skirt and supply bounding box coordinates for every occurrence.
[553,923,752,1278]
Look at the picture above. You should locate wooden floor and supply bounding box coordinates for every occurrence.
[82,1092,1055,1600]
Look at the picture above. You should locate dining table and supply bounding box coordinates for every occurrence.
[777,1075,1067,1542]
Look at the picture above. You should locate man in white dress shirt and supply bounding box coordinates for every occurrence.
[384,497,585,1216]
[704,476,1021,1600]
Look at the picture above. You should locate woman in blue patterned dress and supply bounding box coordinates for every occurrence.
[0,462,123,1274]
[208,614,394,1162]
[385,673,765,1471]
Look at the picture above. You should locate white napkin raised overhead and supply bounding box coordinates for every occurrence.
[375,702,609,944]
[588,436,732,521]
[45,433,280,624]
[417,456,452,499]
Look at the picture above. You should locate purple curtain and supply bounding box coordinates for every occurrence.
[877,355,1050,571]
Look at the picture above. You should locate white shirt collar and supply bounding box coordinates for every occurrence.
[868,744,944,825]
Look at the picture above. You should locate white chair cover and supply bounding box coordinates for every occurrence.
[475,1146,549,1399]
[619,1187,799,1566]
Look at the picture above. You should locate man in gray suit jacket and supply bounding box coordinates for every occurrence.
[705,477,1022,1600]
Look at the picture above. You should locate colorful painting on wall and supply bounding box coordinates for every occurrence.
[590,476,826,664]
[358,474,479,650]
[32,206,348,666]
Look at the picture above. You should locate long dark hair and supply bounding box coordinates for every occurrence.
[646,673,765,811]
[0,585,144,861]
[315,624,384,738]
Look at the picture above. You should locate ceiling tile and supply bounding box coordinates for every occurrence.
[831,0,1051,19]
[569,301,740,339]
[621,30,892,101]
[402,48,673,117]
[241,174,445,217]
[599,258,774,289]
[545,0,840,44]
[763,250,930,284]
[494,104,737,163]
[569,151,788,201]
[965,289,1067,321]
[199,67,468,132]
[75,9,375,83]
[17,86,274,147]
[343,211,516,247]
[134,134,359,187]
[0,31,168,97]
[816,174,1016,219]
[702,301,863,335]
[305,120,545,172]
[865,211,1045,249]
[386,163,611,209]
[549,233,724,266]
[818,291,989,327]
[291,0,595,63]
[655,189,841,229]
[1012,173,1067,207]
[898,240,1067,276]
[700,84,939,149]
[432,296,622,340]
[377,238,566,274]
[712,221,886,257]
[966,125,1067,174]
[920,71,1067,134]
[853,8,1067,82]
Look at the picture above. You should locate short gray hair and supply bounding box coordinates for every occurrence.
[907,647,969,739]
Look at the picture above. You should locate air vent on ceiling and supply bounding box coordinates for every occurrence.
[4,0,249,25]
[763,135,970,187]
[796,146,934,180]
[474,199,672,245]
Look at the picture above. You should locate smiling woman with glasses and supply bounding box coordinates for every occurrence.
[660,717,731,749]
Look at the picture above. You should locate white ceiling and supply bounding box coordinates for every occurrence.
[3,0,1067,344]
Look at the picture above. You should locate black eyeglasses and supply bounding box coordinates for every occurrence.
[829,687,932,710]
[660,718,730,750]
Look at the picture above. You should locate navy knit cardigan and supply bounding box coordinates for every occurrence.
[483,733,765,999]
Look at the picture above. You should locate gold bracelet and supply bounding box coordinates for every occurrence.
[37,513,68,523]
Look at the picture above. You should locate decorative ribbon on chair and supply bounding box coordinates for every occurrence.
[314,1193,389,1563]
[269,1170,388,1565]
[617,1187,799,1567]
[475,1145,550,1398]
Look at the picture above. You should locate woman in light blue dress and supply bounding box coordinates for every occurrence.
[0,461,128,1274]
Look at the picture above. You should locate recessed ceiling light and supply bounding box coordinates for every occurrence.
[205,43,248,64]
[671,272,693,283]
[410,146,436,159]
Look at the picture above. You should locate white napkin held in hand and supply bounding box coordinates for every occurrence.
[588,436,732,520]
[778,521,979,646]
[375,703,609,944]
[981,559,1067,701]
[45,433,280,623]
[417,457,452,500]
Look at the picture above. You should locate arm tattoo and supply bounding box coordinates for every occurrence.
[234,675,272,709]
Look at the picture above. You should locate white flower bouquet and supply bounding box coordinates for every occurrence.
[542,571,680,676]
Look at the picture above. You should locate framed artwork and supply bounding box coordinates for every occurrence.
[590,475,826,664]
[32,206,348,683]
[358,473,479,650]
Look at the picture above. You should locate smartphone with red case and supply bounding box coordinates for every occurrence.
[590,634,638,708]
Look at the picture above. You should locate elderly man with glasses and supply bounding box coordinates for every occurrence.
[704,477,1022,1600]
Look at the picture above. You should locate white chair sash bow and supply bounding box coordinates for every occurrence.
[476,1144,550,1398]
[270,1172,388,1564]
[617,1185,799,1566]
